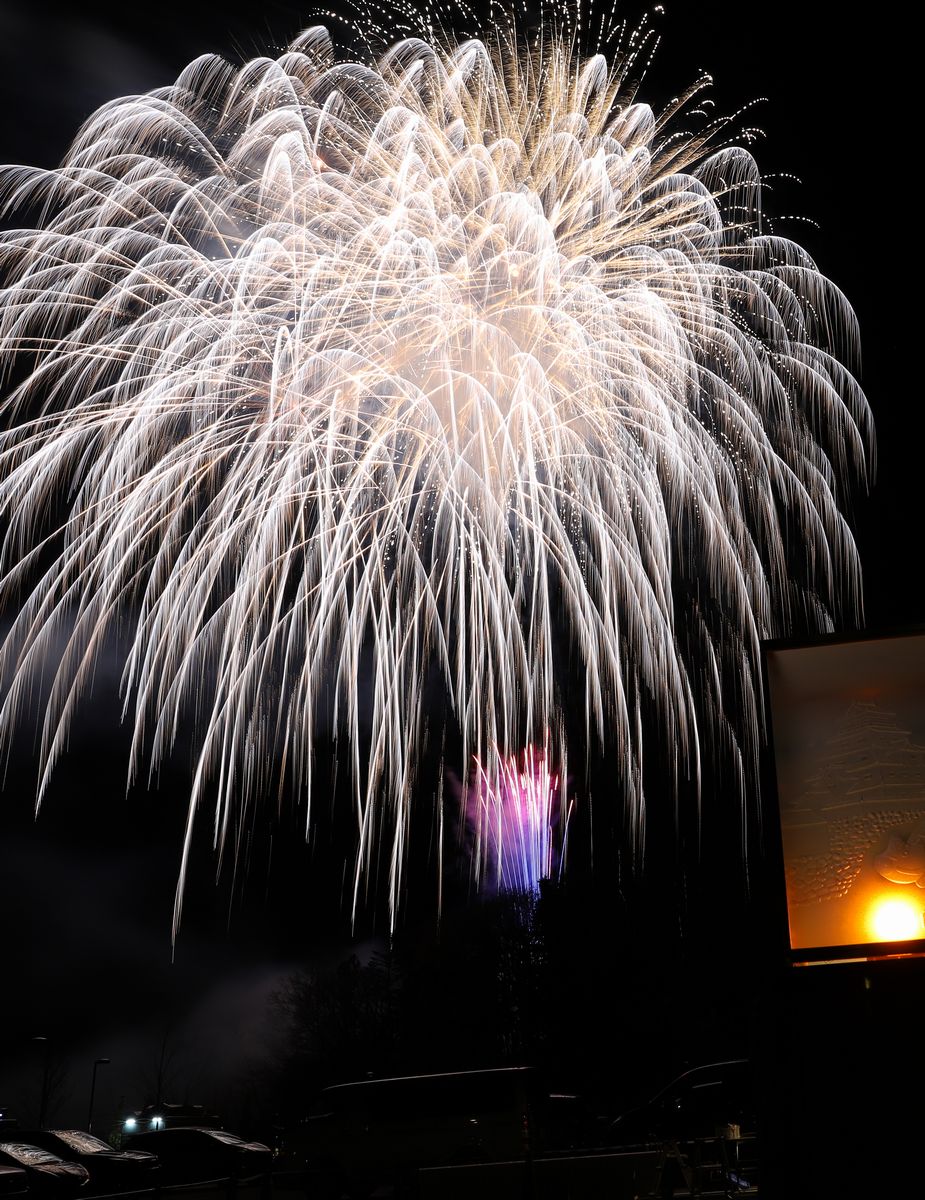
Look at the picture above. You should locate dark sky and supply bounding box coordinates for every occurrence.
[0,0,917,1130]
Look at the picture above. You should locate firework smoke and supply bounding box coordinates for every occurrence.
[0,8,872,928]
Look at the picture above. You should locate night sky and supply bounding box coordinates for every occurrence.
[0,0,917,1138]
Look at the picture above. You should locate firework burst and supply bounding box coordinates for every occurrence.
[472,741,571,895]
[0,7,872,929]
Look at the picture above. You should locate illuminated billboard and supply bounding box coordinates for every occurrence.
[764,630,925,963]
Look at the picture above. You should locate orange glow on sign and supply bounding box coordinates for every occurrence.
[868,895,924,942]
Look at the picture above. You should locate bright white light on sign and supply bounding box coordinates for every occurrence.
[868,896,924,942]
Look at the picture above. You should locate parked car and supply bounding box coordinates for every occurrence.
[289,1066,592,1197]
[21,1131,159,1192]
[121,1127,270,1183]
[123,1103,221,1136]
[0,1144,89,1195]
[0,1165,28,1198]
[609,1059,756,1144]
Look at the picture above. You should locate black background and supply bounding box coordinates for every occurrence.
[0,2,918,1190]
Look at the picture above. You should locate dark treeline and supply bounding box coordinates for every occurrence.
[255,870,770,1125]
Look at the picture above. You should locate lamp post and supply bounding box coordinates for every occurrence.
[87,1058,111,1134]
[32,1037,50,1130]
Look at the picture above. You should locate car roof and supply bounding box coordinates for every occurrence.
[323,1066,533,1093]
[650,1059,750,1100]
[0,1143,64,1160]
[131,1127,216,1134]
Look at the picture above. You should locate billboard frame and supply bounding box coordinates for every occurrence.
[760,623,925,967]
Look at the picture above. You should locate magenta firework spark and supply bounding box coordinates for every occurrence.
[472,744,571,894]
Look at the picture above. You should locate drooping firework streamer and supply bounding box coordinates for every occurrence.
[0,5,872,930]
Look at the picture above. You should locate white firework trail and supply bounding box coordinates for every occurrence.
[0,6,872,931]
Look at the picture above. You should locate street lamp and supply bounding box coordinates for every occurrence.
[32,1037,50,1130]
[87,1058,111,1134]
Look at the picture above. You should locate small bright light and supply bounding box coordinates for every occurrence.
[123,1119,137,1130]
[869,896,924,942]
[150,1117,163,1130]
